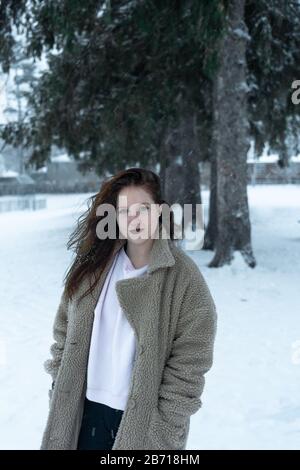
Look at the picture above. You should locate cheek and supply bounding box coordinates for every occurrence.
[117,217,128,232]
[148,215,159,231]
[142,213,154,227]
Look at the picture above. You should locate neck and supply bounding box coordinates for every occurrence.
[125,238,154,269]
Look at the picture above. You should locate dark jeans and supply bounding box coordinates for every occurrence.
[77,397,124,450]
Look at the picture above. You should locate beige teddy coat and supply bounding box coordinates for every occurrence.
[40,235,217,450]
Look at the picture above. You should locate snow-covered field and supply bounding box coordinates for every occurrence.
[0,186,299,450]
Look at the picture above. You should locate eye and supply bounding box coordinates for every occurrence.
[140,205,149,212]
[117,208,127,215]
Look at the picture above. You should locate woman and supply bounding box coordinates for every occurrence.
[40,167,217,450]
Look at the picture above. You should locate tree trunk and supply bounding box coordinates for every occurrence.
[158,123,169,198]
[180,110,202,232]
[209,0,256,268]
[163,109,202,237]
[203,153,218,250]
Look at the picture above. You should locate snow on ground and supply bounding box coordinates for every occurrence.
[0,186,299,449]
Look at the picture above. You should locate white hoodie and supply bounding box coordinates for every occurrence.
[86,245,148,410]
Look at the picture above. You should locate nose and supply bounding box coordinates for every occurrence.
[128,213,141,225]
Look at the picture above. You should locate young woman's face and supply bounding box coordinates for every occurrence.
[116,186,161,244]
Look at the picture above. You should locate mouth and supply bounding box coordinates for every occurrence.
[129,226,142,234]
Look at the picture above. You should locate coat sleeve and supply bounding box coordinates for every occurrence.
[43,287,69,388]
[157,274,217,430]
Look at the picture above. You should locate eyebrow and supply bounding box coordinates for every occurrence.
[117,202,151,209]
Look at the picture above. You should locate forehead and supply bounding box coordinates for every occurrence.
[117,186,154,207]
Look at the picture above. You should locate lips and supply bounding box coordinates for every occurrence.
[130,226,142,233]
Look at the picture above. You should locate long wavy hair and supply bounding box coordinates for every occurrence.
[63,167,176,304]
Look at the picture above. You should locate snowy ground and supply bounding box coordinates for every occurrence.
[0,186,299,450]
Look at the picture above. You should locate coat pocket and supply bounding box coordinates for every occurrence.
[145,406,189,450]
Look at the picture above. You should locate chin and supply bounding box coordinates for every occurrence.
[127,235,150,244]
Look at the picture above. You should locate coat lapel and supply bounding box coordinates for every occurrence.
[115,234,175,340]
[73,231,175,343]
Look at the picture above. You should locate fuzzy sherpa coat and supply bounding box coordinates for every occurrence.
[40,235,217,450]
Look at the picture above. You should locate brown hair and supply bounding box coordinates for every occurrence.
[63,167,175,303]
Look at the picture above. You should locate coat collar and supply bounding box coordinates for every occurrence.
[111,227,176,275]
[73,227,176,353]
[76,225,176,308]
